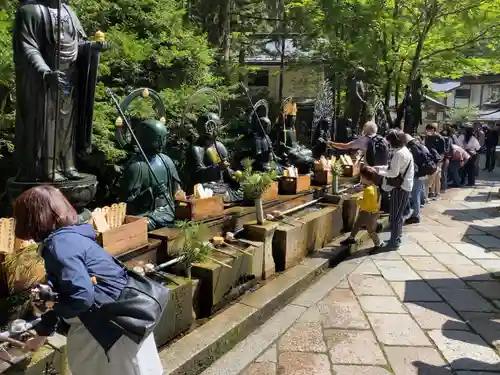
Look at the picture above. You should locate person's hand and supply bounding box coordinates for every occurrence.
[43,70,68,90]
[23,334,47,353]
[363,165,377,174]
[218,160,230,169]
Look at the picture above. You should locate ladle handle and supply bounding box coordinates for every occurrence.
[212,248,238,258]
[206,256,232,268]
[224,242,253,256]
[0,336,25,349]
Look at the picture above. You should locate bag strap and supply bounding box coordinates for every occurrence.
[402,159,411,179]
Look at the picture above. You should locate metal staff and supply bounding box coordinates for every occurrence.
[105,87,169,200]
[240,82,277,162]
[51,0,62,182]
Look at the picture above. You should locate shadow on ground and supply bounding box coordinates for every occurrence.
[403,273,500,373]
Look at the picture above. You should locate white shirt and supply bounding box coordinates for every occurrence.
[457,135,481,153]
[377,146,414,192]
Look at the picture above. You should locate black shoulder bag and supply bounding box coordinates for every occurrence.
[95,258,170,344]
[386,159,411,188]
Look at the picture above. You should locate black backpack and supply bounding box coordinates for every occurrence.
[365,134,389,166]
[428,147,442,163]
[410,141,437,177]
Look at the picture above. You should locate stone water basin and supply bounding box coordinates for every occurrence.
[147,272,195,348]
[272,203,342,272]
[189,241,261,318]
[126,239,264,321]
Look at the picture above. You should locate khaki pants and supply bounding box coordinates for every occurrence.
[350,211,381,246]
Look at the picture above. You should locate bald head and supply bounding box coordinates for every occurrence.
[363,121,378,136]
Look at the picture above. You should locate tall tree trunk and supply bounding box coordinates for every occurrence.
[329,70,337,140]
[383,75,393,128]
[408,1,437,82]
[336,78,341,117]
[278,0,286,103]
[394,60,404,108]
[221,0,232,78]
[238,46,246,82]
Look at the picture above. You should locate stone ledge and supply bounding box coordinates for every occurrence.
[159,257,336,375]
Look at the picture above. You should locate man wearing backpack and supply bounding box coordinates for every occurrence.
[424,123,445,200]
[330,121,391,212]
[403,133,437,224]
[329,121,389,166]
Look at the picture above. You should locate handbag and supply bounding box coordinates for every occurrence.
[386,160,411,188]
[94,258,170,344]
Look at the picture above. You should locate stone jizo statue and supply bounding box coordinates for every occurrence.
[248,99,280,173]
[120,119,181,231]
[187,112,243,202]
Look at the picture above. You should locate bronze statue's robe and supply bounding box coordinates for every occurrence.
[13,1,100,181]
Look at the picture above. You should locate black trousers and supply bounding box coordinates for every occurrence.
[485,147,496,171]
[441,159,449,191]
[389,187,410,247]
[462,154,478,186]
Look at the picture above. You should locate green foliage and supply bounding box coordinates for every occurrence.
[0,8,14,140]
[289,0,500,116]
[0,0,223,169]
[174,221,212,267]
[70,0,221,164]
[331,157,343,176]
[446,106,479,123]
[240,157,279,200]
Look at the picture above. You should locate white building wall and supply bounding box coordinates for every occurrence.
[249,65,325,100]
[440,82,500,108]
[470,84,482,107]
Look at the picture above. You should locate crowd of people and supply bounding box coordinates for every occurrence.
[332,121,500,252]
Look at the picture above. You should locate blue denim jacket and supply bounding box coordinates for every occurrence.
[35,224,128,352]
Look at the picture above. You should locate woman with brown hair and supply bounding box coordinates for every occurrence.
[14,185,163,375]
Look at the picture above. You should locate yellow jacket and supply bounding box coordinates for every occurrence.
[353,185,380,213]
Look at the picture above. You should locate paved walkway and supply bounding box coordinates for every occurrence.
[202,168,500,375]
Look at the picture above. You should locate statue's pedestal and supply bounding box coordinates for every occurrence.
[6,173,98,208]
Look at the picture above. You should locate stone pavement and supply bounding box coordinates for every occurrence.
[201,168,500,375]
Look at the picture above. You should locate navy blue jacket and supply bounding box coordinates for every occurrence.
[35,224,128,352]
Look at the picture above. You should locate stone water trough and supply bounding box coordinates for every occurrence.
[272,203,342,271]
[121,233,264,344]
[243,199,343,278]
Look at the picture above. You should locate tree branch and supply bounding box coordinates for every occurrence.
[421,24,500,61]
[436,0,489,18]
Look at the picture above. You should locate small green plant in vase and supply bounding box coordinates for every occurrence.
[331,157,343,194]
[174,221,212,278]
[239,158,279,224]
